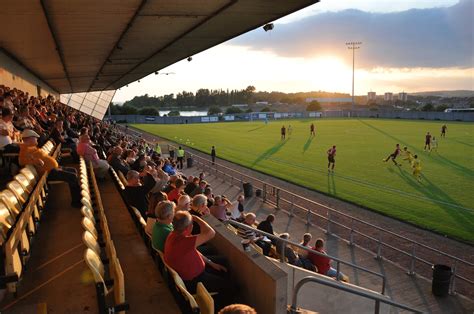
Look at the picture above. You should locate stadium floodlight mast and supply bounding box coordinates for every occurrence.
[346,41,362,112]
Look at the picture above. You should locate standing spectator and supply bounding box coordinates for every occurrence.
[77,133,109,179]
[123,168,156,217]
[152,201,175,252]
[308,238,349,282]
[176,146,185,169]
[211,146,216,165]
[19,129,81,207]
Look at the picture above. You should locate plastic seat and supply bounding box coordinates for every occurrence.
[117,171,127,187]
[82,217,98,239]
[14,173,34,194]
[0,190,22,218]
[7,181,28,205]
[81,197,93,210]
[81,206,96,223]
[167,264,200,311]
[111,257,126,309]
[20,167,38,184]
[83,231,101,256]
[195,282,214,314]
[0,201,14,244]
[84,248,106,289]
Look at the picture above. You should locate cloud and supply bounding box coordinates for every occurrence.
[230,0,473,69]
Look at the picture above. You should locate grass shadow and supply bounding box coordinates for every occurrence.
[302,136,314,154]
[390,167,474,235]
[451,139,474,148]
[252,139,290,166]
[327,173,337,196]
[247,125,266,133]
[433,153,474,179]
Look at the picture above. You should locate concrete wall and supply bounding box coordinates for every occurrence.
[275,261,391,314]
[205,216,288,314]
[0,50,58,97]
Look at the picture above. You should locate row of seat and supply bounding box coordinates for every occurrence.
[80,158,129,314]
[109,167,215,313]
[0,141,59,294]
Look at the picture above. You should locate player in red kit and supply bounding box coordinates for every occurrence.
[327,145,336,173]
[383,144,402,166]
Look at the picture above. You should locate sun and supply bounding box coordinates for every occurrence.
[306,56,351,92]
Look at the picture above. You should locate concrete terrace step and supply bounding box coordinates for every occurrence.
[182,165,474,314]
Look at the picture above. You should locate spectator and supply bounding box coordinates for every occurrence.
[167,178,185,203]
[209,195,232,221]
[277,233,315,271]
[145,191,168,235]
[218,304,256,314]
[204,187,214,207]
[297,233,312,260]
[308,238,349,282]
[189,194,210,235]
[77,133,109,179]
[176,146,185,169]
[108,146,130,175]
[123,168,156,217]
[164,211,229,297]
[0,107,20,153]
[230,195,245,221]
[176,194,191,212]
[190,180,207,197]
[18,129,81,207]
[211,146,216,165]
[257,214,275,237]
[152,201,175,252]
[237,213,271,256]
[50,119,79,161]
[184,176,199,195]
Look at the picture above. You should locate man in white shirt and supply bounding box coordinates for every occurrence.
[0,107,19,153]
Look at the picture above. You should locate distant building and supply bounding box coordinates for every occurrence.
[367,92,376,102]
[305,97,352,104]
[399,92,408,102]
[384,92,393,102]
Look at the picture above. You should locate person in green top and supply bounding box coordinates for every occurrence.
[154,142,162,156]
[176,146,185,169]
[152,200,175,252]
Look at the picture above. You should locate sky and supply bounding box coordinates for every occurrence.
[113,0,473,102]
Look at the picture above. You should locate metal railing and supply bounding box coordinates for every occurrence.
[167,144,473,296]
[123,127,473,296]
[289,276,422,314]
[223,219,387,294]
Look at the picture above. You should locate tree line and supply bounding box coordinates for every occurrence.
[110,86,343,115]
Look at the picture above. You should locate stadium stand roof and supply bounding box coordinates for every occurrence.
[1,0,318,94]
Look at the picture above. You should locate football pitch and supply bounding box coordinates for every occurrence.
[133,119,474,243]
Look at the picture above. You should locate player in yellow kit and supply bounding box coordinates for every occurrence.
[412,154,422,182]
[402,146,414,164]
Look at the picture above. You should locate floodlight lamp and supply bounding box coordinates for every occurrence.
[187,56,192,62]
[263,23,274,32]
[155,71,158,75]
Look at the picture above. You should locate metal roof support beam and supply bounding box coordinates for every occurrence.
[105,0,239,90]
[39,0,72,93]
[87,0,148,92]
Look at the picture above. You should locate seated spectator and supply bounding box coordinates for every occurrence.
[176,194,191,212]
[237,213,271,256]
[184,176,199,195]
[19,129,81,207]
[162,175,177,194]
[189,194,211,235]
[167,178,185,203]
[50,119,79,161]
[297,233,312,260]
[218,304,256,314]
[164,211,231,305]
[190,180,207,197]
[308,238,349,282]
[0,107,20,154]
[145,191,168,235]
[277,233,315,271]
[204,187,214,207]
[162,159,176,176]
[257,214,275,239]
[209,195,232,221]
[124,168,156,217]
[230,195,245,221]
[152,201,175,252]
[148,161,170,193]
[77,133,109,179]
[108,146,130,175]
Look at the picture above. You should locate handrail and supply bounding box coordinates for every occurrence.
[289,276,423,314]
[125,127,473,294]
[223,219,387,294]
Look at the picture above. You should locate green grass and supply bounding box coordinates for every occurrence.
[133,119,474,243]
